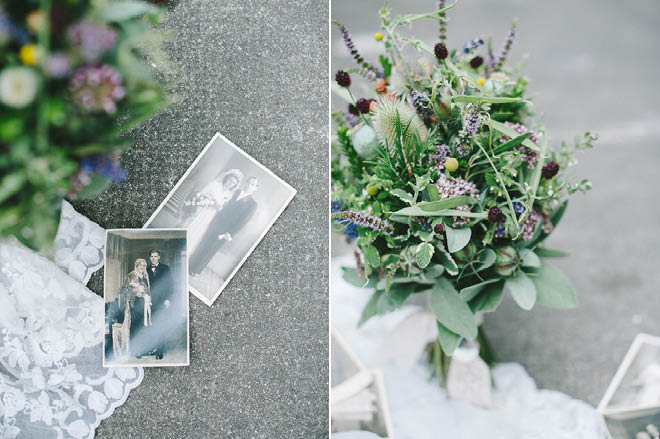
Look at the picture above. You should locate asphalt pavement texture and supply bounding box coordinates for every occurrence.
[332,0,660,406]
[75,0,328,437]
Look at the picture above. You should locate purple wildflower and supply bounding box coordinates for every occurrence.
[68,21,117,62]
[80,153,127,183]
[333,21,380,78]
[44,53,71,78]
[345,112,358,128]
[500,122,539,169]
[333,210,394,235]
[69,65,125,114]
[494,225,507,239]
[520,210,543,241]
[430,144,450,173]
[435,174,479,226]
[456,106,481,157]
[494,20,517,71]
[512,201,525,216]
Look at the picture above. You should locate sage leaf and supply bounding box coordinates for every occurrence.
[436,321,461,355]
[445,226,471,253]
[520,249,541,268]
[530,261,578,308]
[430,278,478,339]
[451,95,525,104]
[342,267,377,289]
[390,188,415,204]
[506,271,537,310]
[469,281,505,313]
[436,250,458,275]
[534,247,570,258]
[460,278,501,302]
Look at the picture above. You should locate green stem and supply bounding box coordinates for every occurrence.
[346,89,371,127]
[36,0,52,153]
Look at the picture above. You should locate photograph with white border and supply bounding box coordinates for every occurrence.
[143,133,296,306]
[103,229,189,367]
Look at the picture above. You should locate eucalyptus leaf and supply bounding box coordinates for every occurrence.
[530,261,578,308]
[476,249,496,271]
[429,278,478,339]
[506,271,537,310]
[534,247,570,258]
[436,321,461,355]
[469,281,504,313]
[520,249,541,268]
[342,267,377,289]
[460,278,501,302]
[445,226,471,253]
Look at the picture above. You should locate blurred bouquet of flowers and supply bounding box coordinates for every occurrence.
[331,1,596,384]
[0,0,168,250]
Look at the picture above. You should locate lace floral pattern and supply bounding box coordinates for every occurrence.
[54,201,105,285]
[0,220,143,437]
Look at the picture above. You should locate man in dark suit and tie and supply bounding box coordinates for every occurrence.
[147,249,173,360]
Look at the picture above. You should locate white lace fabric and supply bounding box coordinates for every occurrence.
[0,203,143,439]
[54,201,105,285]
[331,255,608,439]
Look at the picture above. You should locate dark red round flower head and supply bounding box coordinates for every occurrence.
[434,42,448,60]
[488,206,504,223]
[348,104,358,115]
[434,223,444,234]
[542,161,560,179]
[335,70,351,87]
[470,56,484,69]
[356,98,370,114]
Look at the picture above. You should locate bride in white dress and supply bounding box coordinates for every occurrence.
[179,168,244,254]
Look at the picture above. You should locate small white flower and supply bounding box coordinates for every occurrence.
[0,67,39,109]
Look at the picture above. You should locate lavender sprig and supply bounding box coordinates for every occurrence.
[495,20,517,71]
[332,210,394,235]
[456,106,481,157]
[333,20,380,78]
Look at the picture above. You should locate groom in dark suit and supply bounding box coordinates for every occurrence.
[147,249,173,360]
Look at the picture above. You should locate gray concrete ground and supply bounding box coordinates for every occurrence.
[75,0,328,437]
[332,0,660,406]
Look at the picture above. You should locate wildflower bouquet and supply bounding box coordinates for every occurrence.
[331,1,595,383]
[0,0,168,250]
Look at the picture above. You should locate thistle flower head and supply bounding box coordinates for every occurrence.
[69,65,125,114]
[371,95,427,149]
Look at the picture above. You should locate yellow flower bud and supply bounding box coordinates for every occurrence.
[374,32,383,41]
[19,44,40,66]
[27,10,45,33]
[477,77,486,86]
[444,157,459,172]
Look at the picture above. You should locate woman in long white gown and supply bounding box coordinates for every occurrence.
[179,168,244,254]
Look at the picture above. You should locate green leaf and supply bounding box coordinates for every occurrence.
[342,267,377,289]
[530,261,578,308]
[418,196,477,212]
[505,271,537,310]
[96,1,159,21]
[426,184,440,201]
[76,174,111,200]
[534,247,570,258]
[416,243,434,269]
[549,200,568,228]
[358,291,381,326]
[469,281,505,313]
[390,188,415,204]
[451,95,525,104]
[487,119,540,151]
[429,278,478,339]
[425,264,445,278]
[437,250,458,275]
[445,226,471,253]
[364,246,381,268]
[476,249,496,271]
[460,278,501,302]
[436,321,461,355]
[0,173,26,204]
[490,112,515,121]
[491,133,533,155]
[391,206,487,219]
[520,249,541,267]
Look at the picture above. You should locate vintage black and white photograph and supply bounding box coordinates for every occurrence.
[103,229,189,367]
[144,133,296,306]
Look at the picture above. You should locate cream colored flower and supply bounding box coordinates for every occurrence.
[0,67,39,109]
